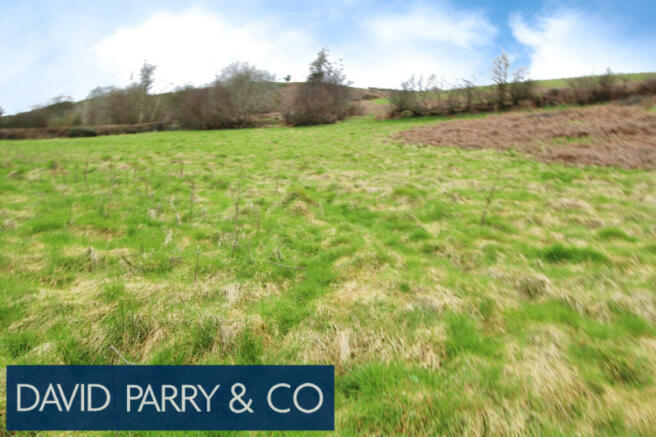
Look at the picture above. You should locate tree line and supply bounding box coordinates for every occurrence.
[0,50,354,132]
[388,52,656,117]
[2,49,656,137]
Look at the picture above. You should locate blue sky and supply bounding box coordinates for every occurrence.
[1,0,655,114]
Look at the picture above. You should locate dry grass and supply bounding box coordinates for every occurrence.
[396,103,656,169]
[2,113,656,435]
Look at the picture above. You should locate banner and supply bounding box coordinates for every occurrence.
[6,365,334,431]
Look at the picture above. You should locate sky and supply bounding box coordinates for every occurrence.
[1,0,656,114]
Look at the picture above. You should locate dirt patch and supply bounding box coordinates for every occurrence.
[395,104,656,169]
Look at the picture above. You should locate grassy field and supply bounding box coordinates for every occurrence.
[533,72,654,89]
[1,112,656,435]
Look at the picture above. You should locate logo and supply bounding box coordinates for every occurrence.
[6,365,334,431]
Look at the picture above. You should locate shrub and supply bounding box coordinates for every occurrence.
[510,68,535,105]
[637,75,656,95]
[388,75,442,116]
[491,52,510,109]
[175,87,212,129]
[216,62,278,124]
[568,69,620,105]
[595,68,616,102]
[176,63,278,129]
[460,78,478,112]
[107,85,140,124]
[68,127,97,137]
[285,49,351,126]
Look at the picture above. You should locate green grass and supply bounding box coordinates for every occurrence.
[534,72,655,89]
[1,112,656,435]
[371,97,390,105]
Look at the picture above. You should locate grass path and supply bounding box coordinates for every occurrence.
[1,114,656,435]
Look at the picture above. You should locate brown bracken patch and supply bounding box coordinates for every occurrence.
[395,104,656,170]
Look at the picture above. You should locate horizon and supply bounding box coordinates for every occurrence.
[2,0,656,115]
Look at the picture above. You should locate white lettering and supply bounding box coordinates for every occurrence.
[181,385,201,412]
[87,384,111,412]
[161,385,181,412]
[267,383,291,413]
[138,385,161,412]
[16,384,40,412]
[293,383,323,414]
[196,384,220,412]
[39,384,62,412]
[126,385,143,412]
[56,384,79,412]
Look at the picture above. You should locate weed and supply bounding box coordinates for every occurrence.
[539,243,609,264]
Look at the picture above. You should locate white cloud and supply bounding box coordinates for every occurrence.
[2,4,500,113]
[364,5,496,48]
[342,5,497,88]
[510,10,656,79]
[94,9,318,91]
[94,5,498,93]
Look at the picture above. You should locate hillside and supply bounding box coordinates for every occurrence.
[2,72,653,137]
[0,82,392,131]
[1,98,656,434]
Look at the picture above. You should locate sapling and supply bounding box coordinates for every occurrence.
[480,168,501,226]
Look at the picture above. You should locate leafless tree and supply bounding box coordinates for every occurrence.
[176,63,278,129]
[285,49,352,125]
[389,74,441,116]
[139,61,157,123]
[491,51,510,108]
[509,67,535,105]
[214,62,277,125]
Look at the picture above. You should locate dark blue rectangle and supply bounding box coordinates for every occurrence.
[6,365,334,431]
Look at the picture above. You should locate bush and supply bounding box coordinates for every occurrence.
[0,122,170,140]
[176,63,278,129]
[595,68,616,102]
[107,86,140,124]
[175,87,212,129]
[215,62,278,124]
[68,127,97,137]
[510,68,535,105]
[568,69,621,105]
[491,52,510,109]
[637,75,656,95]
[388,75,442,116]
[285,49,351,126]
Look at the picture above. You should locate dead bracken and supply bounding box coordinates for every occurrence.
[395,103,656,170]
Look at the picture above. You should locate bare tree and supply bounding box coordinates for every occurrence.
[596,67,616,102]
[139,62,156,93]
[139,61,156,123]
[84,86,114,125]
[491,51,510,109]
[108,85,140,124]
[460,77,477,112]
[215,62,277,124]
[176,86,211,129]
[510,67,535,105]
[285,49,352,125]
[0,106,4,118]
[389,74,441,116]
[176,63,278,129]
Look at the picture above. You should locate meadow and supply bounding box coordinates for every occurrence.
[1,110,656,435]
